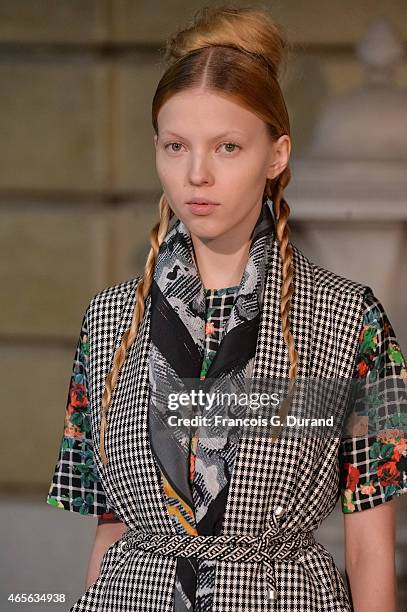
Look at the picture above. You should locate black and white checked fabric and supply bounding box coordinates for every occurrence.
[48,219,406,611]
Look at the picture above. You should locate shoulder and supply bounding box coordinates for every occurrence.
[91,276,140,303]
[86,275,141,318]
[292,243,370,301]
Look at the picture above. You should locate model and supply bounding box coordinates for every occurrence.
[46,6,407,611]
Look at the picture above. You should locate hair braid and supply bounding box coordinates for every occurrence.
[99,195,174,465]
[265,165,299,440]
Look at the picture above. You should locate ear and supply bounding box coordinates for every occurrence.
[153,133,158,147]
[266,135,291,180]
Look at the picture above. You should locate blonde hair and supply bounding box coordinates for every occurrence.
[99,4,298,465]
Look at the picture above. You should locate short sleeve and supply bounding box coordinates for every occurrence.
[339,288,407,513]
[46,307,115,517]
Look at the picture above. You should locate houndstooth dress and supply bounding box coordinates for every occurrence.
[46,223,407,611]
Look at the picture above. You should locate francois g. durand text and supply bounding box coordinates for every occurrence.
[166,414,335,427]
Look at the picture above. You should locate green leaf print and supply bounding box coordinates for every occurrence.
[384,485,399,500]
[74,457,100,487]
[387,343,406,366]
[81,336,90,357]
[381,443,396,460]
[365,307,381,327]
[61,437,76,452]
[360,326,377,353]
[370,441,394,461]
[70,411,91,433]
[206,308,216,320]
[72,493,94,515]
[46,496,64,509]
[370,441,382,460]
[386,413,407,429]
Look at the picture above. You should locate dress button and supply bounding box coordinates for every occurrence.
[274,505,284,517]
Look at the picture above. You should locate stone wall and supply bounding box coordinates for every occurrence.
[0,0,406,492]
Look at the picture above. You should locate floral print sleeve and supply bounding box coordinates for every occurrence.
[339,288,407,513]
[46,308,117,517]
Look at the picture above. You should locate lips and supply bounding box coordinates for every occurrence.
[186,200,219,216]
[186,198,219,206]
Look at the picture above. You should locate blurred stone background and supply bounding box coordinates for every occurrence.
[0,1,406,610]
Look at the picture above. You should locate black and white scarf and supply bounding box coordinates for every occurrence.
[147,198,277,611]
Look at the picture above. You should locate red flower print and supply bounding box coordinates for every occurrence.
[205,321,215,336]
[357,360,369,378]
[343,489,355,512]
[377,461,400,487]
[360,482,376,495]
[378,429,407,455]
[392,448,401,462]
[378,428,403,444]
[70,382,89,410]
[344,463,360,492]
[395,437,407,454]
[64,404,85,439]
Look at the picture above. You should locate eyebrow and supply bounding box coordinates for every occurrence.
[159,130,246,140]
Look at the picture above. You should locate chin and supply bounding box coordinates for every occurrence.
[176,212,219,236]
[187,221,225,241]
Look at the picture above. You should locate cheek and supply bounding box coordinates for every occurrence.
[223,155,266,187]
[222,166,264,202]
[155,157,184,191]
[154,163,184,213]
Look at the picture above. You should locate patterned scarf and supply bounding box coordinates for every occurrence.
[148,198,276,611]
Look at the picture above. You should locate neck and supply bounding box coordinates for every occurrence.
[189,202,262,289]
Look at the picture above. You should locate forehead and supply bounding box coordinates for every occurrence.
[157,89,265,136]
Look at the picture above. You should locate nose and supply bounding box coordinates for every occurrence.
[187,155,214,186]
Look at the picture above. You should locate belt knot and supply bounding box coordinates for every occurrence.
[117,506,316,604]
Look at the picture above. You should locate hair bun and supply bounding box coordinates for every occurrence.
[163,6,290,79]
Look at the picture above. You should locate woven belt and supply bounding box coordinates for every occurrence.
[117,506,316,602]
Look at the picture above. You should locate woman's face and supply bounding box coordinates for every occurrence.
[154,88,290,243]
